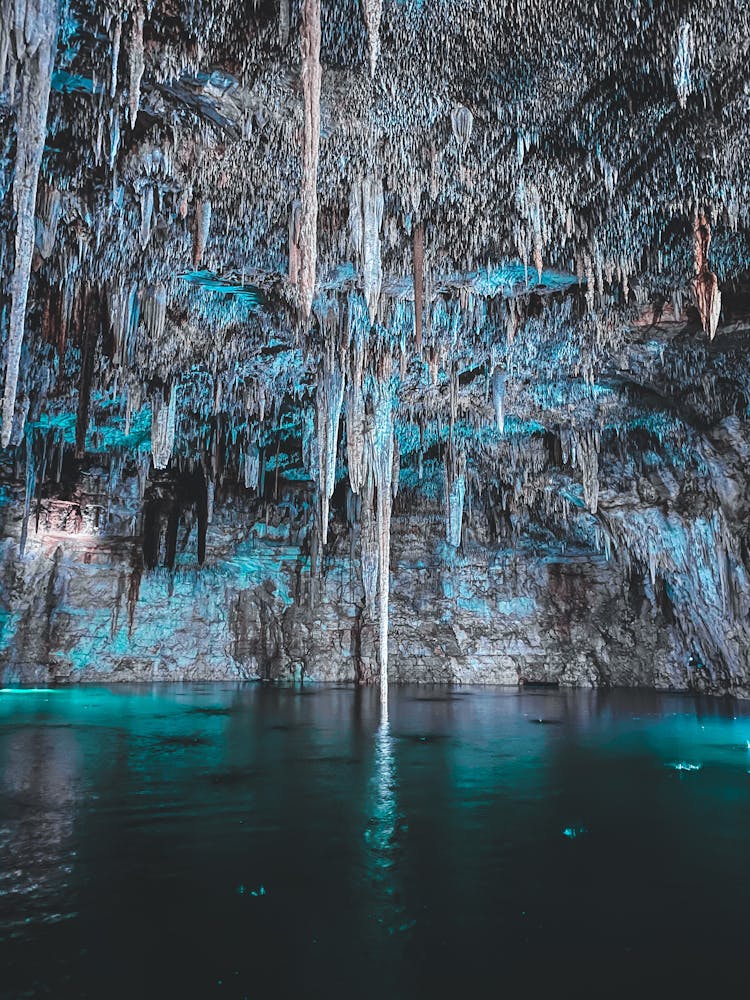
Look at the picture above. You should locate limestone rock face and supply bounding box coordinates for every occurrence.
[0,469,685,692]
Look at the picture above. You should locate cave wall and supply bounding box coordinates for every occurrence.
[0,473,683,690]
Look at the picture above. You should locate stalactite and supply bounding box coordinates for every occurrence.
[164,502,179,571]
[1,0,58,449]
[207,477,215,525]
[110,14,122,98]
[428,347,439,386]
[366,358,394,694]
[302,407,318,479]
[288,199,301,286]
[34,429,49,532]
[444,448,465,548]
[193,199,212,266]
[360,467,378,617]
[75,285,101,459]
[109,107,120,168]
[139,184,154,249]
[362,0,382,77]
[346,332,366,494]
[692,213,721,341]
[151,384,177,470]
[196,467,208,565]
[279,0,290,47]
[362,175,384,326]
[530,186,544,281]
[141,283,167,342]
[128,6,145,129]
[35,183,61,260]
[451,105,473,157]
[244,442,260,491]
[316,337,345,544]
[297,0,321,321]
[577,429,599,514]
[674,21,693,108]
[491,366,506,434]
[413,222,424,354]
[20,428,36,557]
[109,284,139,367]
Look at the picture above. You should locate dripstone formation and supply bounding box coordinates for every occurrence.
[1,1,750,694]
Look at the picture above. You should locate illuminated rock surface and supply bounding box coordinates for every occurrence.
[1,2,750,694]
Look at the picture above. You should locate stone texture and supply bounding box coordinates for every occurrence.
[0,475,683,691]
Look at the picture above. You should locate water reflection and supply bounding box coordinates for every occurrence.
[364,703,413,938]
[1,685,749,998]
[365,714,397,864]
[0,724,81,929]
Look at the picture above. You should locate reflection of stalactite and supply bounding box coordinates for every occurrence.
[1,0,58,448]
[297,0,321,320]
[363,715,410,943]
[692,213,721,341]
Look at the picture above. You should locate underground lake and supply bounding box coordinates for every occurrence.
[1,683,749,998]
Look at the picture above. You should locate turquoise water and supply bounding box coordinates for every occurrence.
[1,684,749,998]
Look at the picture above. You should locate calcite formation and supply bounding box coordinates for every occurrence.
[0,2,750,695]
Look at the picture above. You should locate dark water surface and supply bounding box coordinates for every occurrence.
[1,684,749,998]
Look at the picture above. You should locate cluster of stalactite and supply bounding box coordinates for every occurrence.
[1,0,58,447]
[2,0,750,690]
[2,1,748,308]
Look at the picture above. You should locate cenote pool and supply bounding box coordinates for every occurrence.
[1,684,749,998]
